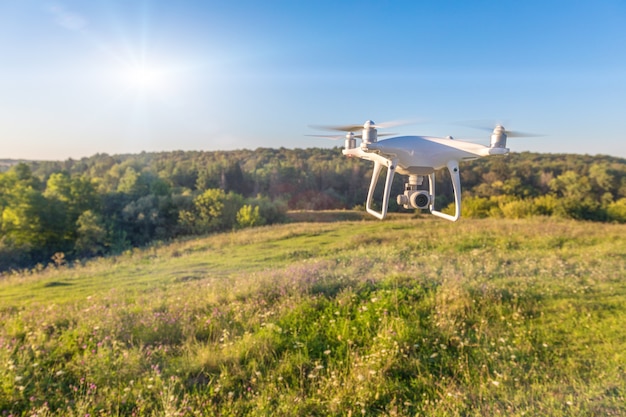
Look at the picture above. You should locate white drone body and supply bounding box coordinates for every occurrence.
[317,120,512,221]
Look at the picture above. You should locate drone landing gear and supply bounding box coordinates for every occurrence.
[365,157,397,220]
[396,161,461,222]
[429,160,461,222]
[363,153,462,222]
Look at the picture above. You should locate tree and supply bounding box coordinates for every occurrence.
[75,210,107,257]
[1,186,46,249]
[121,195,177,245]
[117,167,147,196]
[178,189,245,235]
[549,171,602,220]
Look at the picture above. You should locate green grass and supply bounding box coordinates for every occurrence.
[1,216,625,416]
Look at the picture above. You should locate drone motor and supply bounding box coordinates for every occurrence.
[344,132,357,151]
[490,125,508,149]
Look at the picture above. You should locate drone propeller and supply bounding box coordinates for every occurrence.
[480,126,543,138]
[310,119,415,133]
[455,121,543,138]
[500,129,544,138]
[305,133,396,140]
[305,134,347,140]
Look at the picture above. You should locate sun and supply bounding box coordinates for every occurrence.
[108,53,185,102]
[125,64,166,91]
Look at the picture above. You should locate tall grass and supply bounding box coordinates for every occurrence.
[1,216,625,416]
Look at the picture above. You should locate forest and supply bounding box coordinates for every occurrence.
[1,148,625,272]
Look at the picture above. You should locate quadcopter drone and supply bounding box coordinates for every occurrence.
[310,120,533,221]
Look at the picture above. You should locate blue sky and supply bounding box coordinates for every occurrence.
[1,0,625,160]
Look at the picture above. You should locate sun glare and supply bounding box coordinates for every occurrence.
[125,65,166,91]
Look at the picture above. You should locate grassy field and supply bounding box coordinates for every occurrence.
[1,215,625,416]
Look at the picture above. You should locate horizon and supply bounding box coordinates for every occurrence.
[2,1,626,160]
[2,146,626,165]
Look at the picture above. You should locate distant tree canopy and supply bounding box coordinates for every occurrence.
[1,149,625,271]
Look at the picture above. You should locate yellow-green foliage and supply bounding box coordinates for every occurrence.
[236,205,264,228]
[1,217,625,416]
[607,198,626,223]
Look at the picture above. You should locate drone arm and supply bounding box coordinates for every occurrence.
[365,155,397,220]
[429,160,461,222]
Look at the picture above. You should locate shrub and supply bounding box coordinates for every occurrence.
[607,198,626,223]
[178,189,245,234]
[553,197,603,221]
[249,195,287,225]
[499,198,538,219]
[236,204,264,228]
[533,194,558,216]
[458,196,499,218]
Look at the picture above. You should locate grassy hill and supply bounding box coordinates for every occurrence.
[1,216,625,416]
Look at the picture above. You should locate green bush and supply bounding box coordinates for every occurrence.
[553,197,603,221]
[178,189,245,234]
[499,198,538,219]
[458,196,499,218]
[607,198,626,223]
[236,204,264,228]
[533,194,558,216]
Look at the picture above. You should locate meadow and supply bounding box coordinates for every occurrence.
[1,214,625,416]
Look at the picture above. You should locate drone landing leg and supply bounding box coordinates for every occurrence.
[366,158,397,220]
[429,160,461,222]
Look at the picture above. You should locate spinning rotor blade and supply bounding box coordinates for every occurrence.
[309,124,364,132]
[305,133,397,140]
[505,130,544,138]
[370,132,397,138]
[310,119,417,133]
[371,119,416,129]
[305,134,346,140]
[455,121,543,138]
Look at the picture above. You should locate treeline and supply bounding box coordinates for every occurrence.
[458,153,626,221]
[1,148,625,271]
